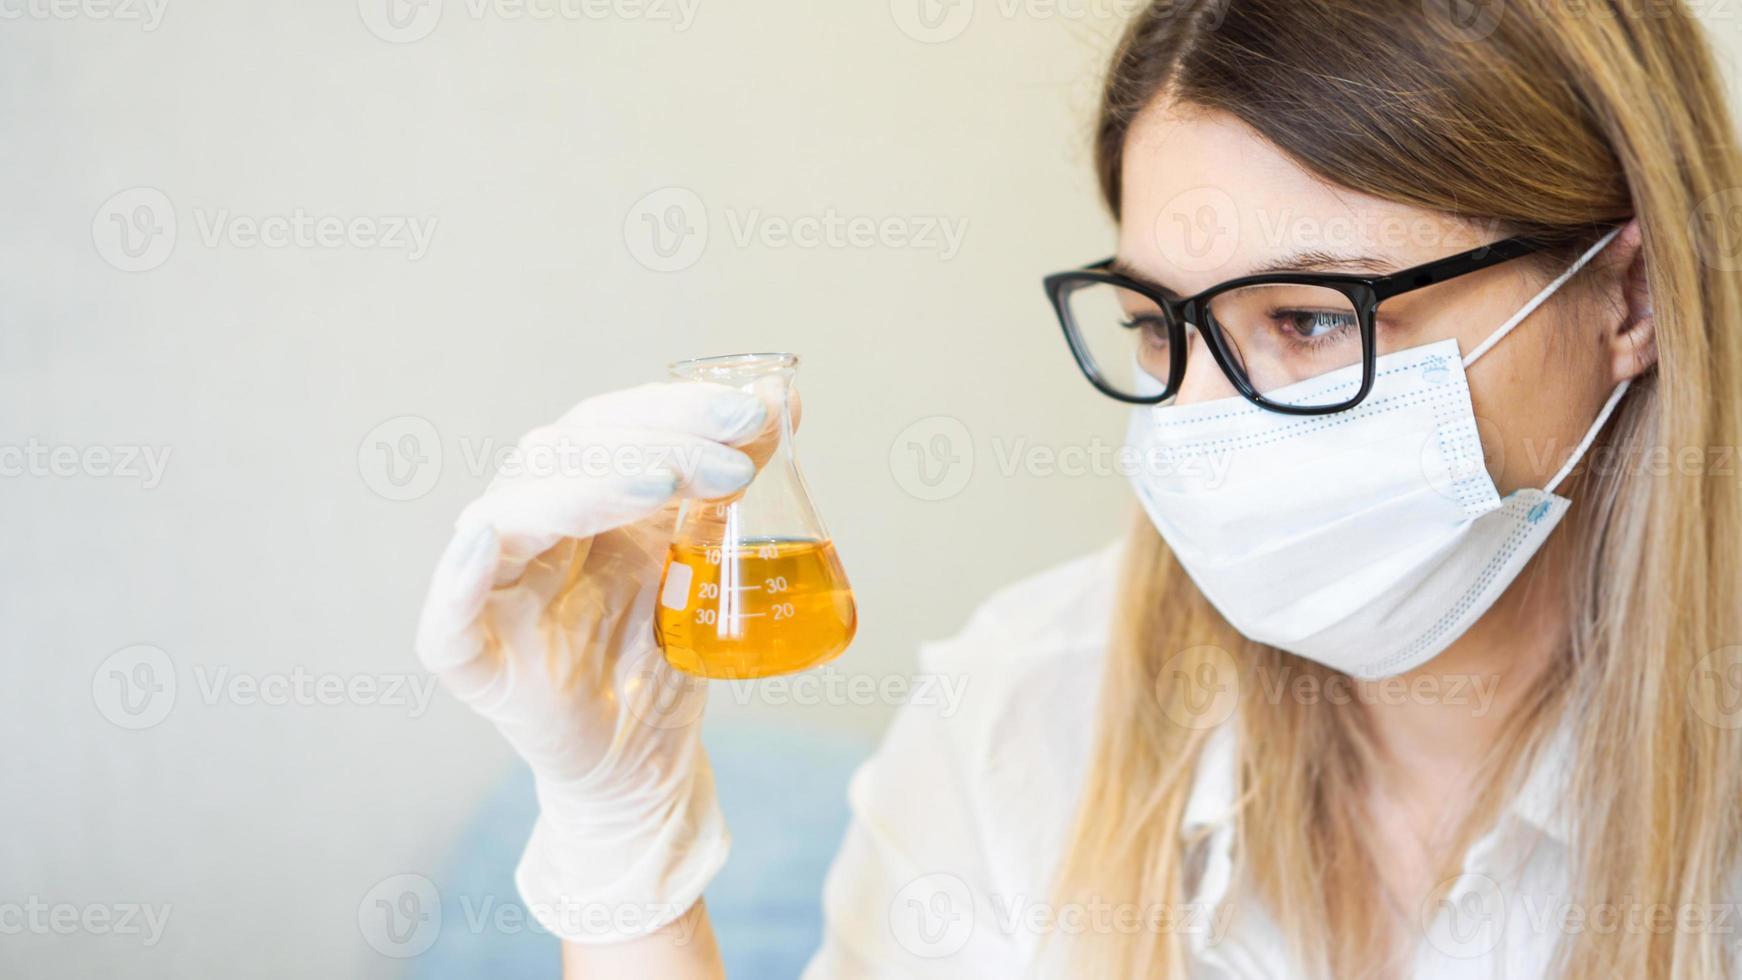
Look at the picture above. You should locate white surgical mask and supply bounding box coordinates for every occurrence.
[1126,229,1628,678]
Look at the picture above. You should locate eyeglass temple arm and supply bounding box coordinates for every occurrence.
[1369,237,1549,301]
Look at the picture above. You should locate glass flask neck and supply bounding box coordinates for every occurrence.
[667,352,825,546]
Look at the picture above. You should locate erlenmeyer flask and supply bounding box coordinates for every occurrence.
[654,353,857,679]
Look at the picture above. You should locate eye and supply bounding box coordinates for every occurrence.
[1274,308,1357,340]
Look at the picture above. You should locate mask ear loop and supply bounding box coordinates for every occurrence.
[1462,226,1626,369]
[1544,378,1631,495]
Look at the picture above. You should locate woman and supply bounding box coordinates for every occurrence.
[416,0,1742,975]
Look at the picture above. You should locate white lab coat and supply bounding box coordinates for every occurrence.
[800,542,1697,978]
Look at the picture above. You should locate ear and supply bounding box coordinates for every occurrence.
[1601,219,1658,384]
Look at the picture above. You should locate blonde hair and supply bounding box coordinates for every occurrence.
[1054,1,1742,977]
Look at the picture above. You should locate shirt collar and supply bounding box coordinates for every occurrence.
[1181,723,1239,835]
[1503,712,1577,845]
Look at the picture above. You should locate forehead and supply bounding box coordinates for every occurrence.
[1116,99,1488,293]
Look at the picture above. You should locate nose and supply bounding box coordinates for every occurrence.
[1171,327,1241,406]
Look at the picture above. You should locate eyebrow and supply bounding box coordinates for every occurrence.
[1110,249,1399,296]
[1246,249,1397,276]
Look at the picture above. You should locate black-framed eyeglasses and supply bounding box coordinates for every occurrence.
[1042,235,1566,415]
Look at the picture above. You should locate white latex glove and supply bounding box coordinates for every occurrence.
[415,381,772,944]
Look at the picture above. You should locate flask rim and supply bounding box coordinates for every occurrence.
[668,352,799,381]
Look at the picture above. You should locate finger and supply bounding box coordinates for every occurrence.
[465,427,754,546]
[415,519,502,683]
[557,382,767,446]
[734,377,803,467]
[510,424,757,502]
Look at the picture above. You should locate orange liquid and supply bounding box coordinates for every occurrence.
[654,537,856,679]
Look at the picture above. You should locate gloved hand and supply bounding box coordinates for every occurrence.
[414,381,773,943]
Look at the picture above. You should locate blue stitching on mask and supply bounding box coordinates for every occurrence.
[1426,387,1497,518]
[1151,354,1452,431]
[1156,385,1468,460]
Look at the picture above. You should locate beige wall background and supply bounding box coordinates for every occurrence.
[3,1,1739,976]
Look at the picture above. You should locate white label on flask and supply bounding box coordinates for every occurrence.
[660,563,693,612]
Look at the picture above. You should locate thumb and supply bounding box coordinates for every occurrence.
[415,519,502,683]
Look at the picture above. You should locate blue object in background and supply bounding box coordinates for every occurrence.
[410,723,870,980]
